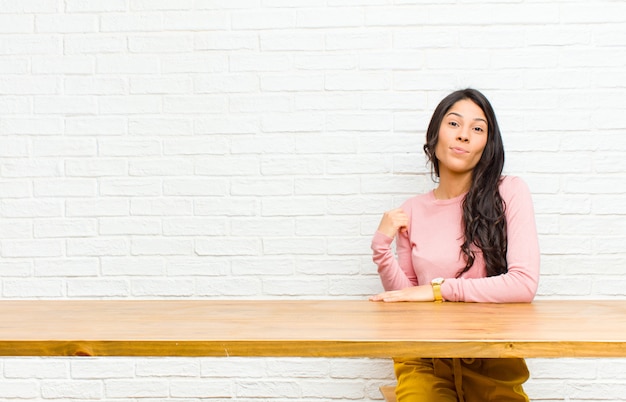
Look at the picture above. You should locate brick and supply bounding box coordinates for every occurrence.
[71,359,134,379]
[99,218,162,236]
[35,258,99,277]
[129,158,195,176]
[35,14,98,33]
[3,279,64,297]
[131,278,195,296]
[104,380,168,398]
[130,237,193,256]
[67,279,129,297]
[34,219,97,238]
[64,35,127,54]
[170,380,232,398]
[128,34,193,53]
[67,238,129,257]
[102,257,165,276]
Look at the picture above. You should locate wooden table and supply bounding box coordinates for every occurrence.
[1,299,626,358]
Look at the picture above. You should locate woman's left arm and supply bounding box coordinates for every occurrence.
[442,176,541,303]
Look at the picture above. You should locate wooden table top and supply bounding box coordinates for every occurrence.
[1,299,626,358]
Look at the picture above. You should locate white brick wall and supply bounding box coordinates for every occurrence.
[1,0,625,400]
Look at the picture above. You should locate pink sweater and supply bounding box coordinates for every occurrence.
[371,176,540,303]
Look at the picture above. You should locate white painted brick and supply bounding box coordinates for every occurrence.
[294,53,356,70]
[295,134,357,154]
[231,178,293,196]
[163,10,230,30]
[67,238,129,257]
[261,112,324,132]
[0,95,30,112]
[196,74,259,94]
[66,198,129,217]
[130,0,192,11]
[2,239,63,257]
[330,359,394,380]
[102,257,165,276]
[195,238,261,256]
[98,95,162,114]
[260,196,325,217]
[98,139,161,157]
[261,73,324,92]
[64,34,128,54]
[231,135,294,154]
[65,116,127,135]
[131,278,195,296]
[296,217,359,237]
[33,138,96,157]
[130,237,193,256]
[0,181,31,198]
[261,31,324,51]
[34,218,97,238]
[194,116,258,135]
[65,0,127,13]
[0,34,61,55]
[34,178,97,197]
[166,257,229,276]
[170,380,232,398]
[131,198,193,216]
[262,237,326,255]
[4,360,68,379]
[130,76,192,95]
[164,137,229,155]
[35,14,98,33]
[262,277,328,295]
[0,261,32,277]
[326,72,391,91]
[230,54,292,72]
[295,178,359,195]
[104,379,169,398]
[201,357,266,377]
[65,159,127,177]
[34,258,99,277]
[232,257,294,276]
[301,380,365,399]
[100,13,164,32]
[230,94,291,113]
[232,9,295,30]
[32,56,94,74]
[163,95,227,114]
[2,279,64,297]
[128,34,193,53]
[161,54,228,73]
[0,14,35,34]
[195,32,258,50]
[194,197,257,217]
[162,217,227,236]
[297,7,362,28]
[0,0,59,13]
[237,380,300,398]
[0,381,39,398]
[261,156,324,176]
[0,77,59,95]
[99,217,161,236]
[96,55,160,74]
[136,358,199,377]
[195,277,262,296]
[67,279,129,297]
[71,359,134,379]
[163,178,229,196]
[1,199,63,218]
[129,158,194,176]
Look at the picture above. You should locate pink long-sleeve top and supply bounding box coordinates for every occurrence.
[371,176,540,303]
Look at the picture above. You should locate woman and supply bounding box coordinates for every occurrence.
[370,88,540,402]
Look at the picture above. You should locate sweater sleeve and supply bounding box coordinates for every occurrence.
[441,176,541,303]
[371,221,417,291]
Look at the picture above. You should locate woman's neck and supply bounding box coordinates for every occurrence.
[434,172,472,200]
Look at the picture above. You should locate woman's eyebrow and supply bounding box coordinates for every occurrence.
[446,112,487,124]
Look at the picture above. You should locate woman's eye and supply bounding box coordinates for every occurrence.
[448,121,459,127]
[473,126,485,132]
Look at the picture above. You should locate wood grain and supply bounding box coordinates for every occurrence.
[1,300,625,357]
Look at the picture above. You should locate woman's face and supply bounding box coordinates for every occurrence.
[434,99,488,177]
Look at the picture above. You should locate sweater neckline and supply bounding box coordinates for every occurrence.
[428,189,467,205]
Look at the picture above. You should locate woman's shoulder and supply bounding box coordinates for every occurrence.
[499,175,533,201]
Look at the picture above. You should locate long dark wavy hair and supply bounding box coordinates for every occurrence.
[423,88,507,278]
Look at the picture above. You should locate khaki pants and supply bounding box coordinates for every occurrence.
[393,358,530,402]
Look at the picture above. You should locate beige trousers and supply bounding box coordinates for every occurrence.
[393,358,530,402]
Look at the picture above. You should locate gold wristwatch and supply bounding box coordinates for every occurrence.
[431,277,445,303]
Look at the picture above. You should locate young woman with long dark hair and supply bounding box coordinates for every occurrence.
[370,88,540,401]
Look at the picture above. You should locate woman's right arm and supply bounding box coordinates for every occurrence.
[371,208,416,291]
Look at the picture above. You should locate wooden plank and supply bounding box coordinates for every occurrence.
[1,300,625,357]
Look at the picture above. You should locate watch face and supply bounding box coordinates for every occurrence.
[431,277,444,285]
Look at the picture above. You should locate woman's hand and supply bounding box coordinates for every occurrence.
[377,208,409,238]
[369,285,435,302]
